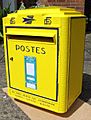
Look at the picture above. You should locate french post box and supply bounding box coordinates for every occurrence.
[3,6,86,113]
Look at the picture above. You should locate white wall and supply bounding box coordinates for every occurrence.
[2,0,17,12]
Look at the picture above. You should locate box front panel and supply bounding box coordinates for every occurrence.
[7,33,58,101]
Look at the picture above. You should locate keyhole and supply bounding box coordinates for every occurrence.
[10,57,13,61]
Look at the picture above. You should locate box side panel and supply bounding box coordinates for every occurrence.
[58,17,70,113]
[3,18,10,89]
[68,17,86,108]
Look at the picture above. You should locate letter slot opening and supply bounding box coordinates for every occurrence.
[7,35,55,43]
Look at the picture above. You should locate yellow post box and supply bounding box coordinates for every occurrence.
[3,6,86,113]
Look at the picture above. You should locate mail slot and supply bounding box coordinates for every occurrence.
[3,6,86,113]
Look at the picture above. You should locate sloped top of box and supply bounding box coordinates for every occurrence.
[7,6,82,17]
[17,6,80,14]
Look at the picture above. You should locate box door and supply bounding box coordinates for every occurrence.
[6,29,58,101]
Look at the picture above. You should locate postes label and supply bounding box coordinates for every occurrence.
[15,45,46,54]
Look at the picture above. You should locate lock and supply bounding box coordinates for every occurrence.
[10,57,13,61]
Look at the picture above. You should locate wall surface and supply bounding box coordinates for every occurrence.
[2,0,85,13]
[48,0,85,13]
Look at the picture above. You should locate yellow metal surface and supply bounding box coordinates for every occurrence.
[3,6,86,113]
[8,39,57,100]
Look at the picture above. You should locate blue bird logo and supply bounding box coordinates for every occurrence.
[23,15,35,24]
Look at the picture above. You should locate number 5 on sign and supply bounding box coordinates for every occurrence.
[44,17,52,25]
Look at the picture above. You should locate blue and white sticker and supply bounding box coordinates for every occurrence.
[25,56,37,90]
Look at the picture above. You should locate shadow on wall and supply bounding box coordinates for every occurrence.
[85,0,91,32]
[79,73,91,102]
